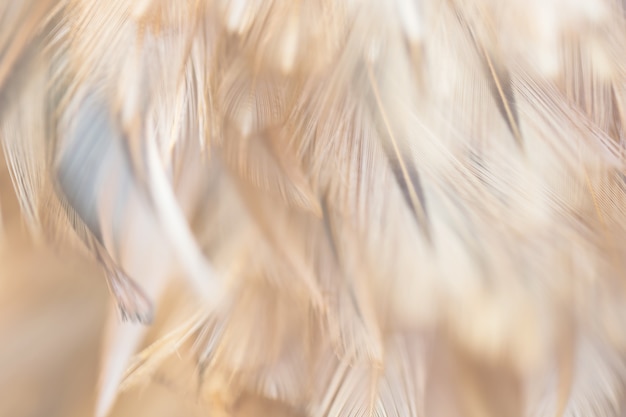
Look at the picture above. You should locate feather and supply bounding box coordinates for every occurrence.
[451,0,524,148]
[5,1,626,417]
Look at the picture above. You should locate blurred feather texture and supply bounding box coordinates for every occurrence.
[2,0,626,416]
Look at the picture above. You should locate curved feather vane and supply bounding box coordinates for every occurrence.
[3,0,626,417]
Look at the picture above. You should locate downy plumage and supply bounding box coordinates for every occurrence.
[1,0,626,416]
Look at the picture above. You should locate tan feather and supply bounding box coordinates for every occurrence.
[4,1,626,417]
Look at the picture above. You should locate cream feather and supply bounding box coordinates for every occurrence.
[2,0,626,417]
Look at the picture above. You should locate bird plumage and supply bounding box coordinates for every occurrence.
[2,0,626,416]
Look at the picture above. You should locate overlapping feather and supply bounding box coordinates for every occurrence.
[3,0,626,416]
